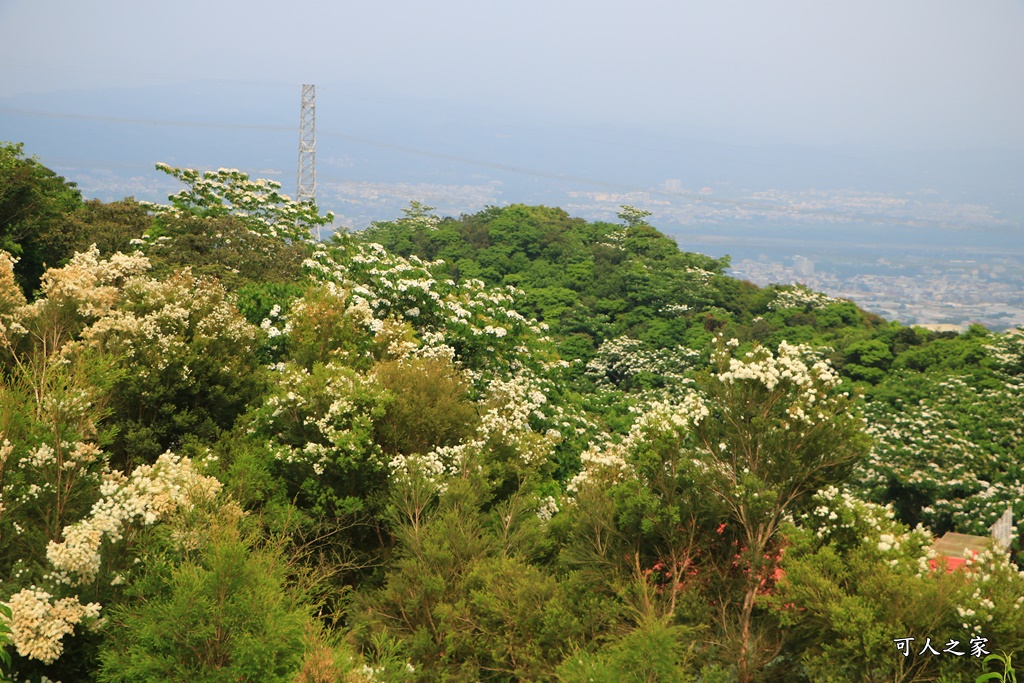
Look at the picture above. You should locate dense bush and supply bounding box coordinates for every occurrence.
[97,504,310,683]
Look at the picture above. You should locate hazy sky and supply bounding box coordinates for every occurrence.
[1,0,1022,149]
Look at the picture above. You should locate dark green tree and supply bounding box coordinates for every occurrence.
[0,142,83,294]
[97,507,311,683]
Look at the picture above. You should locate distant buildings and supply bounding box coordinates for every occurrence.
[729,256,1024,331]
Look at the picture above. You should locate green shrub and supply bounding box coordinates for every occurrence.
[97,507,311,683]
[557,619,696,683]
[372,357,478,456]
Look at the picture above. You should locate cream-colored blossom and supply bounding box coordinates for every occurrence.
[46,452,221,586]
[6,588,101,664]
[0,250,26,309]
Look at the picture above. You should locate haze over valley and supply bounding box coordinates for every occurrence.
[3,79,1021,330]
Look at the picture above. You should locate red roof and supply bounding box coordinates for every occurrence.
[929,532,990,573]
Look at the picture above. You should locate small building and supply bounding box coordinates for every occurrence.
[928,508,1013,572]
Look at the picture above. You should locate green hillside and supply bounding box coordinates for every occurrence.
[1,143,1022,683]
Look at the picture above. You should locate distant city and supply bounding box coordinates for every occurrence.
[556,184,1024,332]
[728,253,1024,331]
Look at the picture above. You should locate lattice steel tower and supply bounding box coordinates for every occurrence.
[297,84,317,206]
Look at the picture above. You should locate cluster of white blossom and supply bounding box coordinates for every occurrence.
[856,371,1024,535]
[632,393,711,433]
[14,246,151,329]
[4,588,101,664]
[716,339,838,394]
[259,361,386,477]
[45,452,221,587]
[796,485,939,574]
[260,302,291,339]
[0,245,268,670]
[767,285,841,311]
[4,249,259,411]
[566,391,711,494]
[477,372,561,466]
[953,545,1024,633]
[11,441,104,509]
[0,250,26,313]
[80,270,260,383]
[301,240,547,369]
[536,495,559,521]
[682,265,717,284]
[571,340,850,501]
[585,336,699,396]
[384,361,595,495]
[388,448,453,494]
[566,442,630,494]
[143,164,334,243]
[357,662,416,682]
[598,228,627,246]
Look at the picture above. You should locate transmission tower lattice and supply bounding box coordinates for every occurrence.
[297,84,317,210]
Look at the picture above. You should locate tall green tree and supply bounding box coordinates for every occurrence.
[97,505,311,683]
[0,142,82,294]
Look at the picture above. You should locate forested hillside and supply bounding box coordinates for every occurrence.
[1,142,1023,683]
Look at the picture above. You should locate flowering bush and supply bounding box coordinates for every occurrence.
[143,164,333,244]
[4,589,101,665]
[45,452,221,587]
[2,450,220,667]
[856,369,1024,538]
[777,485,1024,682]
[5,246,150,356]
[276,282,417,371]
[252,360,392,517]
[767,284,840,311]
[303,239,546,372]
[80,267,265,467]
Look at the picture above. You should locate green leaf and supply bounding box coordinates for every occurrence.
[974,674,1005,683]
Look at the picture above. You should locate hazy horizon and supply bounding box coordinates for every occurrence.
[2,0,1022,332]
[2,0,1023,151]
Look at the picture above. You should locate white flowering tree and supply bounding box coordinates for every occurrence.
[143,164,334,244]
[565,338,870,681]
[694,339,869,678]
[301,240,551,373]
